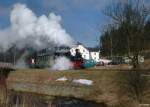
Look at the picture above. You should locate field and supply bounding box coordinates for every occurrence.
[6,67,150,107]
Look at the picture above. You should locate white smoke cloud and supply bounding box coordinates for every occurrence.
[52,57,73,70]
[14,51,29,69]
[0,3,75,52]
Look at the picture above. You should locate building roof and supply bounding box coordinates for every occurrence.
[37,46,70,56]
[55,46,70,53]
[76,42,100,52]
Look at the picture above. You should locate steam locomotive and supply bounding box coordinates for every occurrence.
[69,49,96,69]
[28,47,96,69]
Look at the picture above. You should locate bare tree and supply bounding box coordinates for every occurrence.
[104,0,150,68]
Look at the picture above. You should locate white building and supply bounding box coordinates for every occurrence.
[70,44,100,62]
[90,52,100,62]
[70,44,90,60]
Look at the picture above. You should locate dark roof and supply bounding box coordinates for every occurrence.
[54,46,70,50]
[37,46,70,56]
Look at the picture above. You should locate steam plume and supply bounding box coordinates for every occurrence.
[52,57,73,70]
[14,51,28,69]
[0,3,75,52]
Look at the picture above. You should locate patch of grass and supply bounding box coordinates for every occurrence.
[116,70,150,105]
[7,68,150,106]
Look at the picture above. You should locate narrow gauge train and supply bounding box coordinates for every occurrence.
[28,47,96,69]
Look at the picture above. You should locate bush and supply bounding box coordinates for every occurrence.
[118,70,149,103]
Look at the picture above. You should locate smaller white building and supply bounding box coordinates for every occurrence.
[90,52,100,62]
[70,44,100,62]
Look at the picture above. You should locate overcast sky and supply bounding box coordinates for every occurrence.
[1,0,149,47]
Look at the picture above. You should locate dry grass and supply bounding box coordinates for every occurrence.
[6,68,150,106]
[140,59,150,69]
